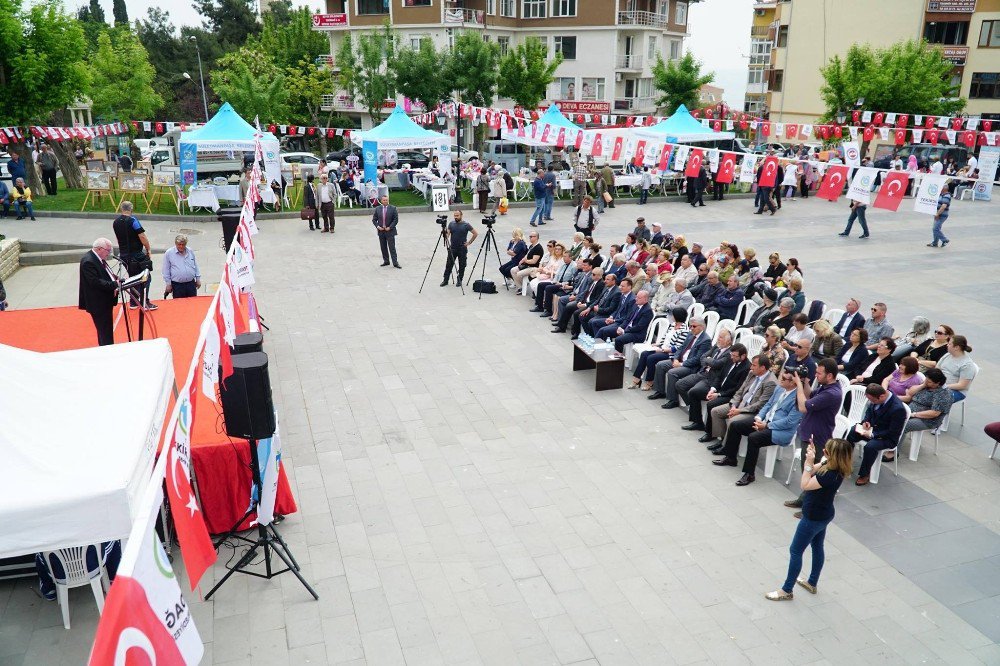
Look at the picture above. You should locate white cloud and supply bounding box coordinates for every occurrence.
[685,0,752,107]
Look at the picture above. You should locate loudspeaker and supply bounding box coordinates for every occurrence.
[218,207,241,252]
[231,331,263,355]
[219,351,276,440]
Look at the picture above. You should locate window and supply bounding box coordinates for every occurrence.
[638,78,653,98]
[357,0,388,13]
[669,39,681,59]
[527,35,547,54]
[749,38,771,66]
[776,25,788,47]
[553,77,575,99]
[647,36,656,61]
[674,1,687,25]
[554,36,576,60]
[747,68,765,85]
[522,0,546,18]
[769,69,784,92]
[657,0,669,19]
[402,0,431,6]
[979,20,1000,47]
[970,72,1000,99]
[500,0,515,17]
[551,0,576,17]
[409,36,428,49]
[581,77,605,100]
[924,21,968,45]
[487,0,495,14]
[498,35,510,55]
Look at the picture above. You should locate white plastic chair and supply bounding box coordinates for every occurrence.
[175,185,188,214]
[941,362,978,431]
[842,384,868,424]
[823,308,845,326]
[333,182,353,208]
[703,311,721,339]
[41,544,110,629]
[735,300,759,327]
[627,317,668,370]
[869,403,911,484]
[785,415,851,485]
[908,422,943,461]
[688,302,704,321]
[742,334,766,358]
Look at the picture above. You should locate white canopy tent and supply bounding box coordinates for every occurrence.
[0,339,175,558]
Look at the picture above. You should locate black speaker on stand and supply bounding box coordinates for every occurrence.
[218,207,241,253]
[205,351,318,601]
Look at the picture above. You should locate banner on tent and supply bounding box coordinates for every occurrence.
[363,141,378,186]
[975,146,999,201]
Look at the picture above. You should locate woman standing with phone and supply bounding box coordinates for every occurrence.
[766,437,853,601]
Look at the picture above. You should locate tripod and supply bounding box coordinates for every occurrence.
[204,437,318,601]
[418,223,465,295]
[466,223,509,300]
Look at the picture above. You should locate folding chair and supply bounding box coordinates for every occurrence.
[869,403,911,483]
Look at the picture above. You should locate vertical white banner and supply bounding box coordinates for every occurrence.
[739,154,758,184]
[847,167,877,204]
[974,146,999,202]
[842,142,861,168]
[673,145,690,172]
[914,175,948,215]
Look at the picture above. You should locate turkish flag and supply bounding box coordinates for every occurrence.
[611,136,624,161]
[155,122,164,134]
[816,165,848,201]
[852,110,861,124]
[834,125,843,138]
[927,129,939,145]
[761,122,771,137]
[873,171,908,211]
[925,116,935,129]
[863,125,875,142]
[632,140,646,167]
[984,120,993,132]
[692,110,700,118]
[961,130,976,147]
[819,126,830,140]
[593,133,603,156]
[712,120,721,132]
[540,124,551,144]
[574,130,583,150]
[715,152,737,184]
[705,108,714,118]
[873,112,884,126]
[739,120,748,131]
[758,155,779,187]
[556,127,566,148]
[88,577,188,666]
[684,149,704,177]
[658,145,673,171]
[785,123,799,140]
[951,117,963,130]
[894,129,906,146]
[625,116,635,127]
[898,114,909,128]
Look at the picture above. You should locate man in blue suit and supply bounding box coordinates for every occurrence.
[710,275,745,321]
[712,370,804,486]
[832,298,865,339]
[572,273,621,339]
[591,278,636,338]
[554,267,606,333]
[650,317,711,407]
[554,260,595,322]
[611,290,654,352]
[849,384,908,485]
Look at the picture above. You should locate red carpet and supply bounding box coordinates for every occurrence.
[0,296,297,533]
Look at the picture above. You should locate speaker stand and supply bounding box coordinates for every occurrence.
[203,438,318,601]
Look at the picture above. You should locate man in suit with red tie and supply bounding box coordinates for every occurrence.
[78,238,120,346]
[372,194,401,268]
[611,290,654,353]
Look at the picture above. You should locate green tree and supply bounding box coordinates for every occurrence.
[76,0,108,50]
[88,30,164,120]
[498,38,561,110]
[193,0,260,48]
[651,52,714,113]
[112,0,127,25]
[335,22,398,123]
[251,7,327,70]
[286,59,351,154]
[210,46,289,122]
[0,0,90,188]
[394,38,453,111]
[447,32,500,108]
[819,40,965,121]
[263,0,294,25]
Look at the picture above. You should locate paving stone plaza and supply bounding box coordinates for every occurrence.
[1,193,999,665]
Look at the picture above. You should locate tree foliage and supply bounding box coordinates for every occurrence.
[394,38,453,111]
[498,38,561,110]
[447,32,500,108]
[112,0,127,26]
[88,29,163,120]
[193,0,260,49]
[285,59,349,153]
[651,52,714,114]
[335,22,398,123]
[819,40,965,120]
[251,6,327,70]
[210,46,288,122]
[76,0,107,50]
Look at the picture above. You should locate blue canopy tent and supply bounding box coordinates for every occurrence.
[634,104,734,142]
[350,106,451,183]
[178,103,281,187]
[500,105,583,146]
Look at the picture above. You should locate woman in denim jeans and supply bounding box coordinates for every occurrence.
[766,437,852,601]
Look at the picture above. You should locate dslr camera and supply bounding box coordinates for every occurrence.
[794,364,811,379]
[482,213,497,226]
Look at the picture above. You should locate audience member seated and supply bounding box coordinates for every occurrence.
[551,259,595,322]
[785,277,806,314]
[696,270,724,306]
[883,356,923,397]
[850,337,897,386]
[703,354,778,446]
[712,370,803,486]
[648,317,711,405]
[762,252,786,284]
[554,268,610,333]
[782,313,815,351]
[863,302,895,350]
[687,263,711,299]
[744,288,778,332]
[655,278,694,318]
[810,319,843,361]
[607,253,628,282]
[761,325,789,375]
[761,297,795,334]
[622,233,638,260]
[571,273,621,339]
[531,255,580,315]
[567,232,587,259]
[784,339,817,382]
[892,316,931,361]
[589,278,637,338]
[499,228,528,280]
[629,308,690,390]
[608,290,654,352]
[912,323,953,371]
[527,242,564,298]
[836,328,871,378]
[669,236,690,269]
[936,335,976,403]
[679,343,750,434]
[710,275,744,321]
[672,254,698,286]
[669,328,734,408]
[847,384,908,485]
[778,257,803,287]
[901,369,953,436]
[831,297,865,339]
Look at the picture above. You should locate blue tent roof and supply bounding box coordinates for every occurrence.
[180,102,278,144]
[637,104,733,141]
[536,105,582,131]
[352,106,448,148]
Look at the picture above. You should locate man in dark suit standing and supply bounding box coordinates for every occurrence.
[79,238,120,346]
[372,194,401,268]
[849,384,908,486]
[611,290,654,353]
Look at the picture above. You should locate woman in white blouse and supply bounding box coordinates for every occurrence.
[781,313,815,352]
[527,242,563,297]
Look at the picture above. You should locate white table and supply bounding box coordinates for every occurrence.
[213,184,241,203]
[187,187,221,212]
[513,176,533,201]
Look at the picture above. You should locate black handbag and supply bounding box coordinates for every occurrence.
[473,280,497,294]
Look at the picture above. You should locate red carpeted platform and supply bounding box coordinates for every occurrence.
[0,296,297,533]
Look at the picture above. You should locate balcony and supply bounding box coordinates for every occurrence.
[443,8,485,26]
[750,25,771,37]
[320,93,358,112]
[615,53,644,70]
[613,97,656,112]
[745,82,768,95]
[617,11,668,29]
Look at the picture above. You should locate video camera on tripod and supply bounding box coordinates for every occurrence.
[481,213,497,227]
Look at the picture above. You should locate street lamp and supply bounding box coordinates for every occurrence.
[189,36,209,123]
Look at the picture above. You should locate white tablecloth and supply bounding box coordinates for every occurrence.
[187,187,220,211]
[513,176,533,200]
[214,184,241,203]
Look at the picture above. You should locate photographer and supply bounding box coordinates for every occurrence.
[784,358,842,514]
[440,210,478,287]
[112,201,155,310]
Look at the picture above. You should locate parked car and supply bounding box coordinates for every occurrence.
[0,154,10,181]
[753,142,787,154]
[872,143,970,170]
[280,152,323,177]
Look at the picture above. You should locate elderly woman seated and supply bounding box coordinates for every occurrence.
[759,296,794,333]
[810,319,844,361]
[892,316,930,361]
[745,287,779,332]
[629,308,690,390]
[850,336,897,385]
[883,356,924,397]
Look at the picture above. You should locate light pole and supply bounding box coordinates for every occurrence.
[189,36,209,122]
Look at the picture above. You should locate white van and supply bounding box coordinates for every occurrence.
[481,140,532,173]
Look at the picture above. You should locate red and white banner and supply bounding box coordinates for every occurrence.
[873,171,909,211]
[758,156,780,188]
[715,152,737,184]
[816,165,849,201]
[684,149,704,178]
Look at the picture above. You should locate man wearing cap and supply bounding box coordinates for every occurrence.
[688,242,707,268]
[650,222,665,247]
[633,217,651,243]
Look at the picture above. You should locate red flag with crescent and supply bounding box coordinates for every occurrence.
[927,129,939,145]
[894,129,906,146]
[758,155,779,187]
[632,140,646,167]
[852,110,861,124]
[816,165,848,201]
[556,127,566,148]
[873,112,884,126]
[951,117,963,131]
[862,125,875,142]
[873,171,908,211]
[761,122,771,137]
[88,577,189,666]
[611,136,624,161]
[715,152,737,184]
[785,123,799,140]
[658,144,673,171]
[961,130,976,148]
[897,114,909,128]
[983,120,993,132]
[684,149,704,178]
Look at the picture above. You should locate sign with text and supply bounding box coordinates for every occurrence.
[312,13,347,27]
[926,0,975,11]
[553,101,611,114]
[940,46,969,66]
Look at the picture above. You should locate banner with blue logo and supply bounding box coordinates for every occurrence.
[179,142,197,186]
[363,140,378,187]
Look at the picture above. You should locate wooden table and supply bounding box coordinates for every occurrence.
[572,341,625,391]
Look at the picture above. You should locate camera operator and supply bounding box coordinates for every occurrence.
[112,201,155,310]
[785,358,842,513]
[440,210,478,287]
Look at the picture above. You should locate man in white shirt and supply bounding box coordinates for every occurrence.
[930,159,943,175]
[966,153,978,173]
[672,254,698,286]
[317,173,337,233]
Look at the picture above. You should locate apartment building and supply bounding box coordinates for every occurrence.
[312,0,697,128]
[744,0,1000,125]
